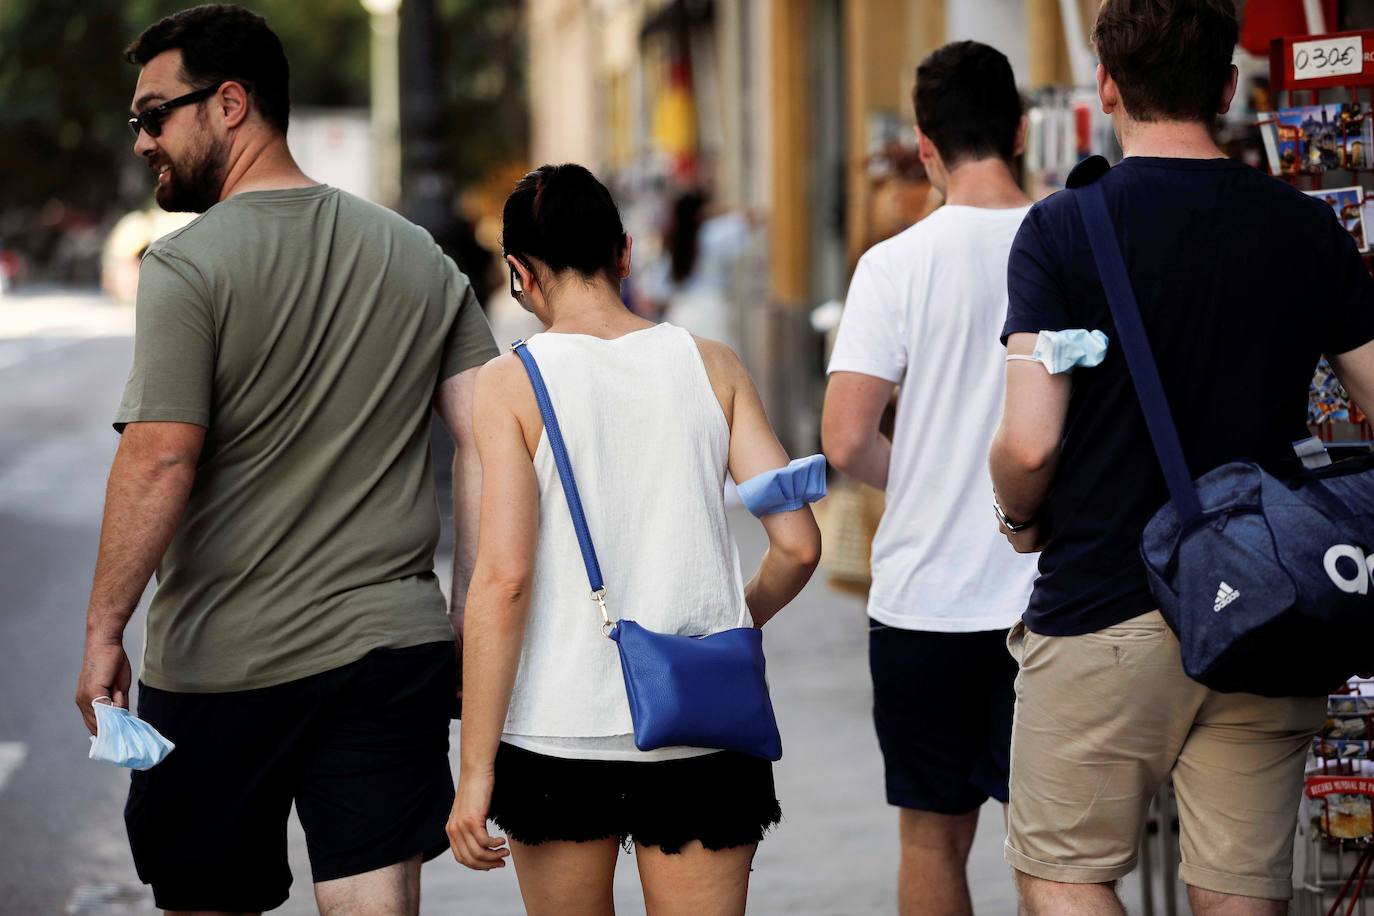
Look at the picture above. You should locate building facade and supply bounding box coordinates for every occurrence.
[523,0,1098,450]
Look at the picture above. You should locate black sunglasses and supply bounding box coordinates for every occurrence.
[128,82,241,139]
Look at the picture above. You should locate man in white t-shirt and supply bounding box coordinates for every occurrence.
[822,40,1038,916]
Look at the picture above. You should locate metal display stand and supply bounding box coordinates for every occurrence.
[1297,679,1374,915]
[1268,40,1374,913]
[1298,827,1374,916]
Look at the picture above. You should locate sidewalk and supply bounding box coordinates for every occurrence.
[0,289,133,374]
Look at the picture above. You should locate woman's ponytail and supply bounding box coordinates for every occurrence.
[503,163,627,282]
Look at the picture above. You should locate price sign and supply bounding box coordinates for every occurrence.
[1292,35,1364,81]
[1271,31,1374,90]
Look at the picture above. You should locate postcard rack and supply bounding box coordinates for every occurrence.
[1297,679,1374,915]
[1266,30,1374,444]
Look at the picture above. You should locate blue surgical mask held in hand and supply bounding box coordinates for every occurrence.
[88,698,175,770]
[1007,329,1109,374]
[737,454,827,517]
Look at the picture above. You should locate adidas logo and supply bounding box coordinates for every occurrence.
[1213,582,1241,612]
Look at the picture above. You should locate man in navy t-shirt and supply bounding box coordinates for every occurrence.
[988,1,1374,913]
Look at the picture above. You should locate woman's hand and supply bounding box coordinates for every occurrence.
[447,768,509,870]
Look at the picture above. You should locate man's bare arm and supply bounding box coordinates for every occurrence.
[435,366,483,636]
[821,371,896,491]
[1331,340,1374,418]
[76,421,203,733]
[988,333,1071,552]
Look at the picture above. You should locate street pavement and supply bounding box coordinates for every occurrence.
[0,290,1161,914]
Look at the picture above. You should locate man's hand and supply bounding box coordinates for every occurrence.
[76,641,132,734]
[1000,519,1047,554]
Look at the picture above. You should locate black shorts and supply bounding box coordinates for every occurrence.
[869,621,1016,814]
[488,742,782,854]
[125,641,457,912]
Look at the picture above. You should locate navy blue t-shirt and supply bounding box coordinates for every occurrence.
[1003,156,1374,636]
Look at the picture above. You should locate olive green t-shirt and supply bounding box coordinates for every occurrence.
[116,185,498,692]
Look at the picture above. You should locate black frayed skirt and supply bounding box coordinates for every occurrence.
[488,742,782,854]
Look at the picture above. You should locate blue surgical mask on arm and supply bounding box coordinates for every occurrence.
[1006,329,1109,374]
[736,454,827,517]
[88,699,175,770]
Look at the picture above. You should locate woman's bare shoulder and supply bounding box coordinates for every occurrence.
[473,351,527,405]
[690,334,747,387]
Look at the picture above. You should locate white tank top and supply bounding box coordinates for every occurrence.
[500,323,751,761]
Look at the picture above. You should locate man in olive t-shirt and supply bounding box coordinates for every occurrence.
[116,184,493,691]
[74,7,498,912]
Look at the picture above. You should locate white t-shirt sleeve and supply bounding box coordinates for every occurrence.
[827,251,906,383]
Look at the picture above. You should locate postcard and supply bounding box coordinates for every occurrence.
[1276,104,1373,173]
[1306,185,1369,252]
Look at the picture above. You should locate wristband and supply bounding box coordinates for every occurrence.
[993,493,1035,533]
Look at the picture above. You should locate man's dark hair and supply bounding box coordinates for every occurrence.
[1093,0,1239,123]
[125,4,290,134]
[913,41,1023,167]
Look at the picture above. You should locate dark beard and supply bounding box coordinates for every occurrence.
[155,136,228,214]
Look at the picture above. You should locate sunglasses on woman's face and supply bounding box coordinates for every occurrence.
[127,82,230,139]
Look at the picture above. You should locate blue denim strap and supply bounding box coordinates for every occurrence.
[510,339,606,593]
[1073,181,1203,525]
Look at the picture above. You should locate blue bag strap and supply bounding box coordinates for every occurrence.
[1073,180,1203,525]
[510,339,607,600]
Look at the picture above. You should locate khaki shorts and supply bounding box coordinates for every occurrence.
[1005,611,1325,900]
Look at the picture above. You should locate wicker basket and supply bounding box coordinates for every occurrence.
[817,479,885,598]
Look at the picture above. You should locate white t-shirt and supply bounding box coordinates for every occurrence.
[827,205,1039,632]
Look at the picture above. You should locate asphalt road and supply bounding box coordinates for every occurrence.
[0,301,154,915]
[0,290,1144,915]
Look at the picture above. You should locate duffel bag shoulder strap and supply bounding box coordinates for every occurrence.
[510,338,615,634]
[1072,176,1203,526]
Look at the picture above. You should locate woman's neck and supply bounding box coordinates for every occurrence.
[542,284,653,339]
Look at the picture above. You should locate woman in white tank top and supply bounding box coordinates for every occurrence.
[446,165,821,915]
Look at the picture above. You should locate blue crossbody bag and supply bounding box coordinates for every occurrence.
[1072,159,1374,696]
[511,339,784,760]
